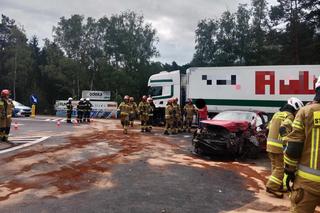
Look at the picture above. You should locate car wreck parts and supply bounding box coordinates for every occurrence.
[192,122,267,159]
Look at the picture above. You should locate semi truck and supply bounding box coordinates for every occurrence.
[147,65,320,116]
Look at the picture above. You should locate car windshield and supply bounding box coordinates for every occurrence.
[12,101,24,107]
[213,111,255,122]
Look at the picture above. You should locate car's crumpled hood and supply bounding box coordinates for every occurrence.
[201,119,250,132]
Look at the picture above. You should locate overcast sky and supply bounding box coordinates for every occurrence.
[1,0,277,65]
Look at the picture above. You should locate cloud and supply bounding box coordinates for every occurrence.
[0,0,276,65]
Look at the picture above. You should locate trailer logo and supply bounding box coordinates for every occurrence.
[202,75,237,85]
[255,71,317,95]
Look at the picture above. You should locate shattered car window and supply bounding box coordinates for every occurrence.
[213,111,255,122]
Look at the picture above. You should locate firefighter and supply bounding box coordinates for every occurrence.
[147,97,155,131]
[129,97,137,127]
[183,98,196,133]
[0,90,14,142]
[284,79,320,213]
[84,98,92,123]
[164,98,174,135]
[118,95,132,134]
[138,95,150,132]
[266,97,304,198]
[77,98,85,123]
[172,97,182,133]
[66,97,73,123]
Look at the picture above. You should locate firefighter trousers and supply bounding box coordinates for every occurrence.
[266,152,284,191]
[165,119,173,134]
[184,118,193,132]
[0,118,11,141]
[290,181,320,213]
[140,114,149,131]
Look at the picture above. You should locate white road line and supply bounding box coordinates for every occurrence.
[0,136,50,154]
[45,118,51,121]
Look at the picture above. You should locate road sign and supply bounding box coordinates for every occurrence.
[81,90,111,101]
[30,95,38,104]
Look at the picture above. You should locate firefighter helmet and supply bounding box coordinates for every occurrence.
[124,95,129,100]
[287,97,304,110]
[1,89,10,97]
[68,97,73,101]
[80,98,84,101]
[142,95,147,100]
[86,98,90,101]
[129,97,134,101]
[147,97,153,102]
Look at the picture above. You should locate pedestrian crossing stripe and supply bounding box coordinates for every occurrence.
[0,136,50,154]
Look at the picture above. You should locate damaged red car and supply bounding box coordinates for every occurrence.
[192,110,269,159]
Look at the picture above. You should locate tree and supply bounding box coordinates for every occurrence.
[250,0,270,65]
[53,14,85,98]
[235,4,251,65]
[193,19,218,66]
[215,11,237,65]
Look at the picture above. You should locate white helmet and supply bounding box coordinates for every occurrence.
[80,98,84,101]
[147,97,153,101]
[288,97,304,110]
[86,98,90,101]
[68,97,73,101]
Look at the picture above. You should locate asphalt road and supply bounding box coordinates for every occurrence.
[0,117,294,213]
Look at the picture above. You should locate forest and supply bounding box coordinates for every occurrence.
[0,0,319,113]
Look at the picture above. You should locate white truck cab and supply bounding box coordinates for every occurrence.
[147,70,183,107]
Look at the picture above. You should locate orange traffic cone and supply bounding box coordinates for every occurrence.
[14,122,18,130]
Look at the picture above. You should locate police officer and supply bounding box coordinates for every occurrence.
[0,90,14,142]
[118,95,132,134]
[284,78,320,212]
[84,98,92,122]
[266,97,304,198]
[66,97,73,123]
[138,96,150,132]
[164,98,174,135]
[183,98,196,133]
[147,97,155,131]
[77,98,85,123]
[129,97,137,127]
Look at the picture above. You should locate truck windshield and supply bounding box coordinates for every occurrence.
[148,86,162,96]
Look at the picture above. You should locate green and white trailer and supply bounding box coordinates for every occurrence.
[147,65,320,114]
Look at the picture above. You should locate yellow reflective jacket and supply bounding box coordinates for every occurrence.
[284,103,320,195]
[266,111,294,153]
[118,102,132,116]
[184,104,195,119]
[165,104,174,120]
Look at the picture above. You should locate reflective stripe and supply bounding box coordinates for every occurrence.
[315,129,319,170]
[297,164,320,182]
[310,128,319,169]
[267,138,283,148]
[284,155,298,166]
[292,120,304,130]
[269,175,282,185]
[299,164,320,176]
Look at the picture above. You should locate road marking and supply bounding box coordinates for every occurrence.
[0,136,50,154]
